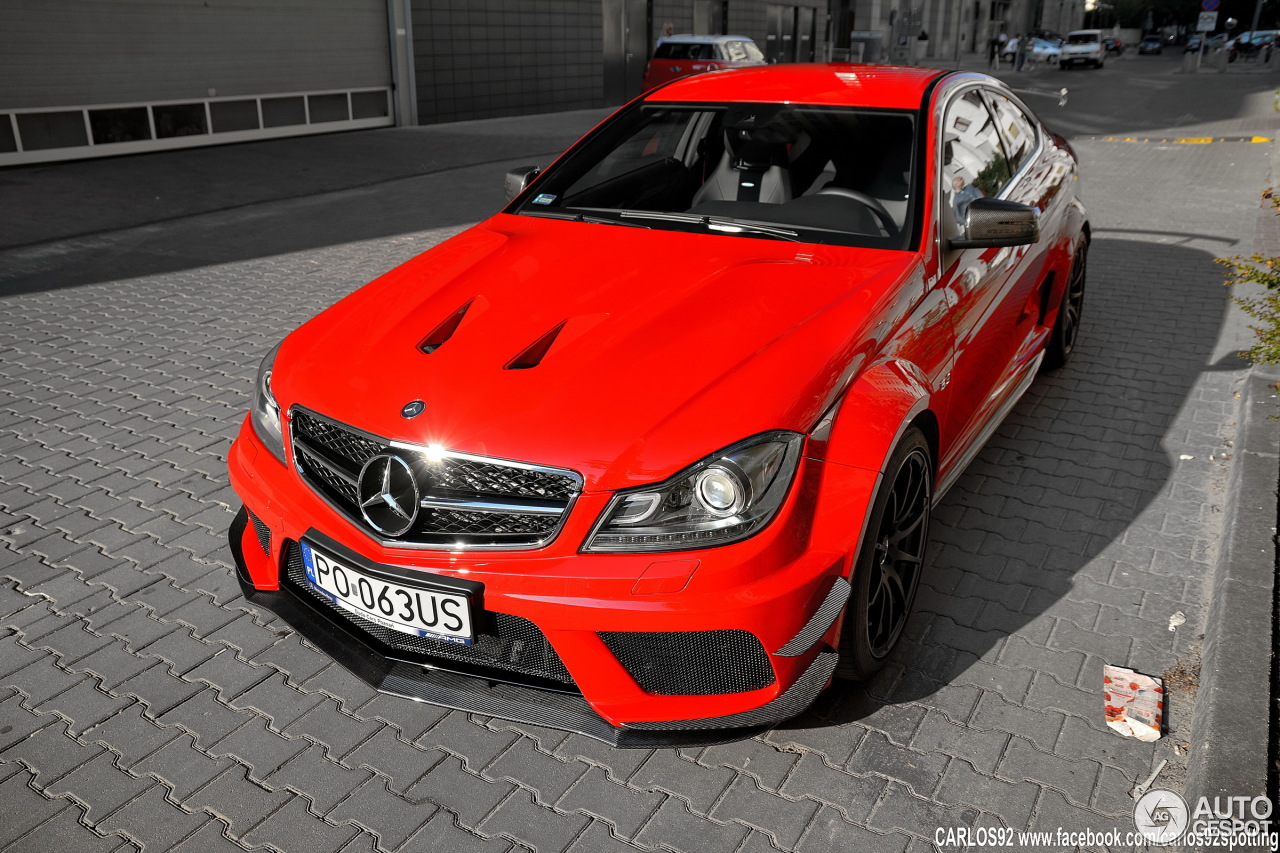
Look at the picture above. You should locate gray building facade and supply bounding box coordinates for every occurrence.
[3,0,1079,166]
[408,0,827,125]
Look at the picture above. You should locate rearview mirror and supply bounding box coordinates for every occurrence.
[504,166,542,200]
[950,198,1040,249]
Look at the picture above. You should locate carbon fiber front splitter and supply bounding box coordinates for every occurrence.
[229,506,836,747]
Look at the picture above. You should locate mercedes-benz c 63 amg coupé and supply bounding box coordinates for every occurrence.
[228,64,1088,745]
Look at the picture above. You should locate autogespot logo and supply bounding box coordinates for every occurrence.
[1135,788,1190,844]
[357,454,420,537]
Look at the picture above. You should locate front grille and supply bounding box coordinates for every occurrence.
[284,542,575,686]
[290,408,581,549]
[599,629,776,696]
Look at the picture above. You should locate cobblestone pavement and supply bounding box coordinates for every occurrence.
[0,63,1275,852]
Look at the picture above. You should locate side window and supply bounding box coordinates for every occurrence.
[941,90,1010,230]
[723,41,748,61]
[985,93,1038,176]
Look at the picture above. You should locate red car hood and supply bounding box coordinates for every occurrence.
[274,214,918,492]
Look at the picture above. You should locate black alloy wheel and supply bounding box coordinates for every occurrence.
[1042,240,1087,370]
[837,427,932,680]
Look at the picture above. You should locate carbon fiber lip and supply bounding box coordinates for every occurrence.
[228,507,788,747]
[775,576,851,656]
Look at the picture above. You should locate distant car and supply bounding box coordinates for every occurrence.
[1229,30,1277,60]
[1138,35,1163,54]
[1103,37,1125,55]
[642,35,765,91]
[1028,37,1063,65]
[1060,29,1106,68]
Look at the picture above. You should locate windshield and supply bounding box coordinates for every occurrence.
[508,102,918,250]
[1067,33,1100,44]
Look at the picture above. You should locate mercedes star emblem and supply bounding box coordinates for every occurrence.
[357,454,420,536]
[401,400,426,418]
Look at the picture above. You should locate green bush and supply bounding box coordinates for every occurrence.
[1218,188,1280,368]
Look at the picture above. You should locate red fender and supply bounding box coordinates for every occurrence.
[804,359,935,563]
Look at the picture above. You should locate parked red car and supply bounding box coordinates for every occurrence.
[642,34,765,90]
[229,64,1088,744]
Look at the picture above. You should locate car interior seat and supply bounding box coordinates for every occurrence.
[692,129,793,205]
[863,143,912,225]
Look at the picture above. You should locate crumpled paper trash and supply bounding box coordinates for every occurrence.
[1103,665,1164,742]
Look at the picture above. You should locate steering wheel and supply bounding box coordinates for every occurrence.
[813,187,900,238]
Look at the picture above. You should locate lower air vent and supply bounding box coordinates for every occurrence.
[599,629,776,695]
[247,509,272,555]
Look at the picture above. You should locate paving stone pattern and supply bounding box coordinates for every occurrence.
[0,98,1271,850]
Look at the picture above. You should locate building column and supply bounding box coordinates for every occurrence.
[387,0,417,126]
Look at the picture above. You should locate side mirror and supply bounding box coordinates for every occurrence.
[950,198,1040,249]
[504,166,541,200]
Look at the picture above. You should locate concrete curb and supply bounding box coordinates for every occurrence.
[1184,362,1280,810]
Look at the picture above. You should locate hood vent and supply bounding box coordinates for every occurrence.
[505,321,566,370]
[418,299,474,354]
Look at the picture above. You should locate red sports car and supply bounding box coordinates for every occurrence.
[228,64,1088,745]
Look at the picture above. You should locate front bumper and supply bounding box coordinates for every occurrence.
[228,417,876,743]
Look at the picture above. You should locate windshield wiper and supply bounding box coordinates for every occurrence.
[614,210,803,242]
[518,209,650,228]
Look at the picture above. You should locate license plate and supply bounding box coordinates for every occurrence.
[300,542,474,644]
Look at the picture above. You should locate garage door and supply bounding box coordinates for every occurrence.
[0,0,395,165]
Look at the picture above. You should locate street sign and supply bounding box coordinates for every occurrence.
[1197,11,1218,31]
[1202,0,1220,11]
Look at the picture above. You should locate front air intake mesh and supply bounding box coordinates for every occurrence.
[247,509,272,556]
[284,542,575,686]
[599,629,776,695]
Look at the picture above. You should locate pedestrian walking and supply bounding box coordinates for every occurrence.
[1014,33,1027,71]
[989,34,1002,68]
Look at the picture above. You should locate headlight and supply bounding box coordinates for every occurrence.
[583,431,804,553]
[250,342,287,465]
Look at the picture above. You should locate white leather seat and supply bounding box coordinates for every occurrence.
[692,135,793,205]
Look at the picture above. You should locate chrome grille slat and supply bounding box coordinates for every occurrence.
[290,407,581,550]
[419,493,565,516]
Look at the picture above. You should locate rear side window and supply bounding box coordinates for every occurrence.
[984,93,1038,176]
[654,42,713,60]
[941,90,1010,228]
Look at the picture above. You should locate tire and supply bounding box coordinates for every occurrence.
[1096,56,1105,68]
[1041,241,1087,371]
[836,427,932,681]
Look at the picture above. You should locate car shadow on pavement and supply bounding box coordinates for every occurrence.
[775,236,1239,756]
[0,162,523,301]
